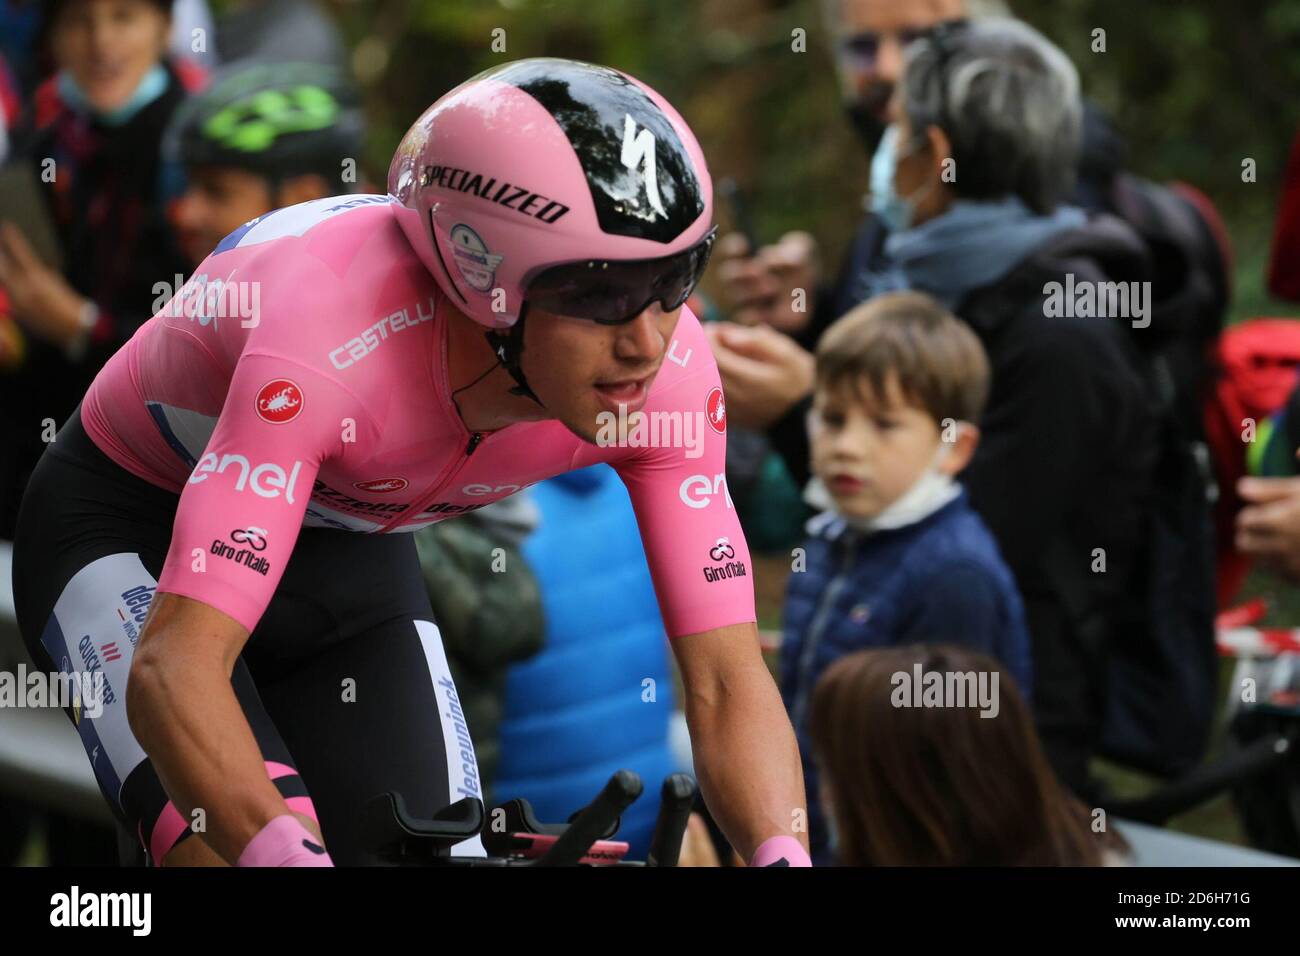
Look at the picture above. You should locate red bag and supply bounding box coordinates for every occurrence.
[1204,318,1300,603]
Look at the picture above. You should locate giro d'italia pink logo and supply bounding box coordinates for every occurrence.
[705,387,726,434]
[255,379,304,424]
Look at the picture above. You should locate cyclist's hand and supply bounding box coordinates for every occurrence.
[714,231,820,334]
[704,322,815,430]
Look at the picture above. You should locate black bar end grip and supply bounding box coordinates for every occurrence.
[647,773,698,868]
[534,769,644,867]
[363,792,484,862]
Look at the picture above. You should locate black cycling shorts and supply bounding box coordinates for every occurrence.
[12,406,485,865]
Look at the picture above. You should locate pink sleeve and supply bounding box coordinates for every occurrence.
[610,317,756,639]
[156,352,367,632]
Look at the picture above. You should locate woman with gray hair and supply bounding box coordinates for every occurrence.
[842,17,1167,800]
[863,16,1088,300]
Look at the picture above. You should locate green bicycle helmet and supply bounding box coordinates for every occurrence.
[163,61,364,186]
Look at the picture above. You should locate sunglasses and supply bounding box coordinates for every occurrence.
[525,226,718,325]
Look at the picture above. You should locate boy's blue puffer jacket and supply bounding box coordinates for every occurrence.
[496,465,676,858]
[780,488,1032,865]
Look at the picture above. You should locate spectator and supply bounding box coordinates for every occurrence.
[161,60,365,265]
[709,0,1212,488]
[496,466,681,858]
[722,18,1165,797]
[1235,126,1300,581]
[0,0,203,539]
[708,0,981,419]
[781,290,1031,865]
[809,645,1124,866]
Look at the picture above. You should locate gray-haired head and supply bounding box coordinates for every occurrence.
[900,17,1082,214]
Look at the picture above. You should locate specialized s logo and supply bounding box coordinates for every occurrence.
[705,386,726,434]
[620,115,666,222]
[255,379,304,424]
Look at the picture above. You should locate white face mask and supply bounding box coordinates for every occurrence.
[804,428,965,533]
[868,123,935,233]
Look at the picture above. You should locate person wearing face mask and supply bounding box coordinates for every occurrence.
[0,0,203,540]
[707,2,1214,493]
[736,17,1188,800]
[706,0,991,444]
[780,291,1031,866]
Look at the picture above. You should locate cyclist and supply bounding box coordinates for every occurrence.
[13,58,811,867]
[161,60,365,267]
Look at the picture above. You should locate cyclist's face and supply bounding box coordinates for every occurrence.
[523,302,681,444]
[834,0,965,127]
[51,0,170,114]
[173,167,275,266]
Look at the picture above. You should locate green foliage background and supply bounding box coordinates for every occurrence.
[287,0,1300,319]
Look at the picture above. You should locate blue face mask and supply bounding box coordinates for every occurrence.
[58,63,168,127]
[868,124,924,233]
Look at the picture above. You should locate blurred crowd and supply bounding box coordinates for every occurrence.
[2,0,1299,867]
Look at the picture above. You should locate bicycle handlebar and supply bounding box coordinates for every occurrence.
[647,773,696,867]
[1102,732,1293,825]
[367,769,694,866]
[534,769,644,866]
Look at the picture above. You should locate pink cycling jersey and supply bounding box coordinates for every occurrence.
[80,194,754,638]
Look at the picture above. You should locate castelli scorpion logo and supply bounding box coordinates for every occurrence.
[255,379,304,424]
[705,386,726,434]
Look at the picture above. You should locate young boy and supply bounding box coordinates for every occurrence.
[779,291,1032,865]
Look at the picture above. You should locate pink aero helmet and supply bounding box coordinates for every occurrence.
[388,57,716,332]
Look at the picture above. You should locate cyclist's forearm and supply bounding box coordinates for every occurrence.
[127,654,292,864]
[684,660,808,861]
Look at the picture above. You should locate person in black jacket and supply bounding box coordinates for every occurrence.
[712,17,1160,797]
[0,0,201,540]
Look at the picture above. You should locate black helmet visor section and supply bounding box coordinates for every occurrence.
[480,58,705,243]
[523,225,717,325]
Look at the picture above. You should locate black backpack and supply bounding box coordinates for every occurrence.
[1085,175,1230,776]
[964,194,1227,778]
